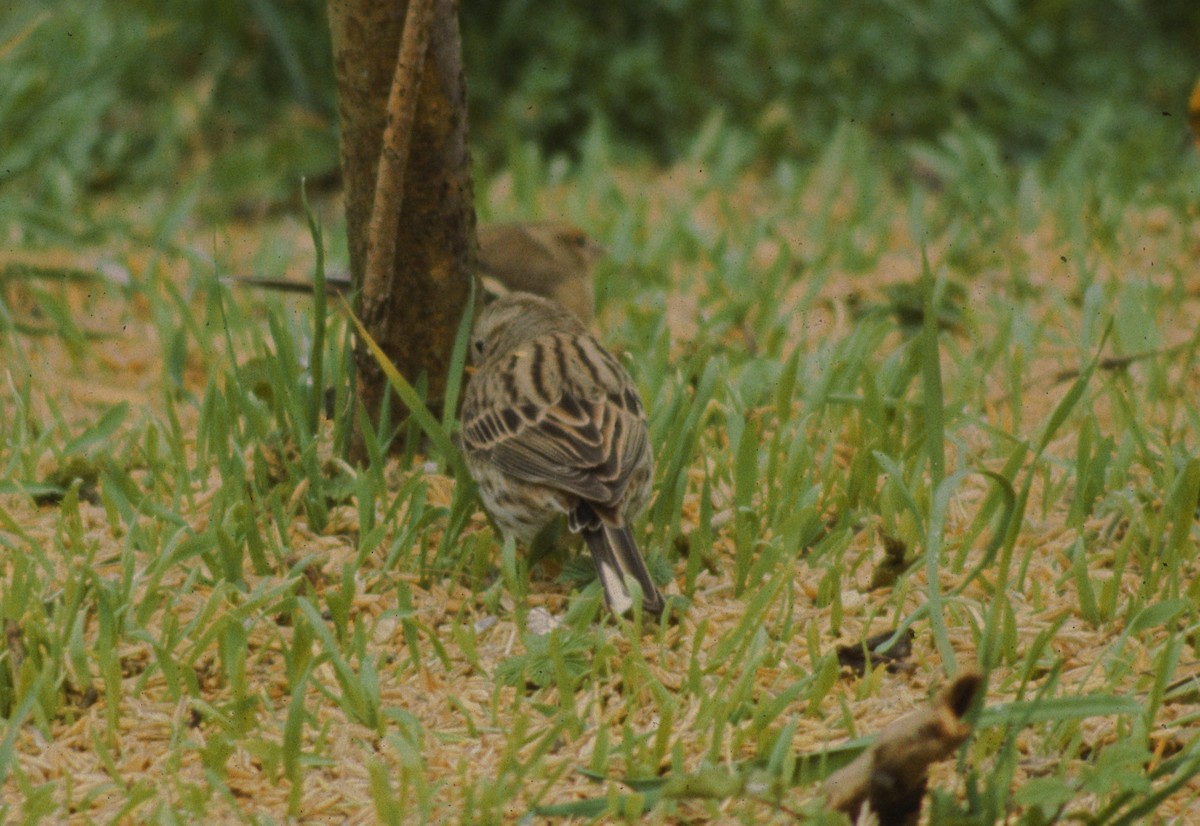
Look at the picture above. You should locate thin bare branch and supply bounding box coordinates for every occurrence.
[823,672,982,826]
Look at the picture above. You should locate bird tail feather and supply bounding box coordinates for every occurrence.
[581,524,664,616]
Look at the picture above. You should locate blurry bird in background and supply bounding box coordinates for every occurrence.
[228,220,605,324]
[475,221,603,324]
[460,292,665,617]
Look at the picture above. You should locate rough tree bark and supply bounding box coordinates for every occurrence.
[326,0,475,437]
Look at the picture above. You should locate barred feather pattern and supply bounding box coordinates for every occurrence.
[461,292,663,615]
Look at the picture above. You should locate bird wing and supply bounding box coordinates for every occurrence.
[461,333,647,509]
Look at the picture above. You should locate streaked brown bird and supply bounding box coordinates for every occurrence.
[228,220,605,324]
[460,291,664,616]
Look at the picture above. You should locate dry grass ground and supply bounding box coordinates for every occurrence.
[3,151,1200,823]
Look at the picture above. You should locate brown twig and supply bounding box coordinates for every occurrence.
[1051,343,1192,384]
[989,340,1196,408]
[223,274,353,296]
[361,0,436,329]
[822,672,982,826]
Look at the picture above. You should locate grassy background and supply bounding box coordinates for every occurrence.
[3,0,1196,225]
[3,2,1200,823]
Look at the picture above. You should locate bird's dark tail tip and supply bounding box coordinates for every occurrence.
[580,523,665,617]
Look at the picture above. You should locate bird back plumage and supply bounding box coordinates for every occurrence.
[461,292,663,615]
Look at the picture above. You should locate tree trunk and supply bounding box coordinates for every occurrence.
[326,0,475,438]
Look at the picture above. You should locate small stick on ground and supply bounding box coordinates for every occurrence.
[822,672,982,826]
[988,341,1196,407]
[1051,343,1191,384]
